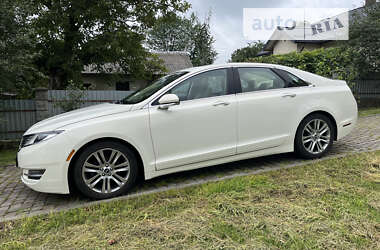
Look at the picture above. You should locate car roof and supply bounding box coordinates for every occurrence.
[179,63,286,74]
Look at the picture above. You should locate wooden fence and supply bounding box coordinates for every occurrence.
[0,90,133,140]
[0,100,37,140]
[48,90,133,116]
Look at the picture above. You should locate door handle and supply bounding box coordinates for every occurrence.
[213,101,230,107]
[282,93,296,98]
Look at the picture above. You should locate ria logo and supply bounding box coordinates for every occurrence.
[311,18,344,36]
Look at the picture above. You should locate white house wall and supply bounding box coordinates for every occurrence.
[273,40,298,55]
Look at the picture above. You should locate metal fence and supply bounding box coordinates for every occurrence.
[0,90,133,140]
[352,80,380,98]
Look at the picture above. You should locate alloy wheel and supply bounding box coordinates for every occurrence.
[302,119,331,154]
[82,148,130,194]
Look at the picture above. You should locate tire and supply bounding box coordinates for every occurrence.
[294,113,335,159]
[73,141,138,199]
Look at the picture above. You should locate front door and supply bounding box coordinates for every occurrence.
[149,68,237,170]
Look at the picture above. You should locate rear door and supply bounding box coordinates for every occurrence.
[234,67,307,154]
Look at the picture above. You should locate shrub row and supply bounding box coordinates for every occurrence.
[249,47,359,87]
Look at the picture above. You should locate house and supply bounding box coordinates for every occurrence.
[260,0,378,56]
[82,51,192,91]
[263,40,337,55]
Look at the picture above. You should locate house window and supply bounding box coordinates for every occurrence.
[83,82,93,89]
[116,81,130,91]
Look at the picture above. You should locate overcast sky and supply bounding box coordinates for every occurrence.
[186,0,364,64]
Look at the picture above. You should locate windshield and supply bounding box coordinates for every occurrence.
[121,71,189,104]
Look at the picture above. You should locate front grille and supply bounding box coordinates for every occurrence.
[23,169,45,180]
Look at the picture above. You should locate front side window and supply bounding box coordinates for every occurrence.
[169,69,228,101]
[122,71,188,104]
[237,68,286,93]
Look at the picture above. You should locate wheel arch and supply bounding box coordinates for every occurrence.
[67,137,145,193]
[296,110,338,142]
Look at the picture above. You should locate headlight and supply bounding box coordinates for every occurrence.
[20,131,64,148]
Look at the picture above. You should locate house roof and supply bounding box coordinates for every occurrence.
[82,51,193,74]
[155,51,193,73]
[256,51,272,57]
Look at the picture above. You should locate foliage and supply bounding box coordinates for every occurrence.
[0,0,47,98]
[55,81,86,112]
[29,0,190,89]
[229,41,265,62]
[250,47,359,86]
[0,151,379,249]
[190,13,217,66]
[0,149,18,166]
[147,13,193,52]
[358,107,380,117]
[147,12,217,66]
[349,3,380,76]
[142,53,168,81]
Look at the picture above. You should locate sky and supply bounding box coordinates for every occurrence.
[186,0,365,64]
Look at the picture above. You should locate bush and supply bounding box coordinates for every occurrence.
[55,81,86,112]
[249,47,359,87]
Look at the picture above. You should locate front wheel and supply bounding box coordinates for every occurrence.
[295,114,334,159]
[73,141,138,199]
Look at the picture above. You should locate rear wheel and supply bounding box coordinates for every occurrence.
[73,141,138,199]
[295,114,334,159]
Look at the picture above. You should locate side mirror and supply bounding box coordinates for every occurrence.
[158,94,180,110]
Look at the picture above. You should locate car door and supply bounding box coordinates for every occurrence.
[234,67,308,154]
[149,68,237,170]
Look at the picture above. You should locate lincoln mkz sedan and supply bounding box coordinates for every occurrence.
[17,63,357,199]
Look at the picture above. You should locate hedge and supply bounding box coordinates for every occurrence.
[249,47,359,87]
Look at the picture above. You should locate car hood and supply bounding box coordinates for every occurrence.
[26,103,133,134]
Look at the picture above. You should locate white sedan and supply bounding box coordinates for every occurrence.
[17,63,357,199]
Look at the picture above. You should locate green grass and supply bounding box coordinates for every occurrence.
[0,151,379,249]
[358,107,380,117]
[0,149,17,166]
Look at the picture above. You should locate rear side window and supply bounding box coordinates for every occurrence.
[274,69,309,87]
[237,68,286,93]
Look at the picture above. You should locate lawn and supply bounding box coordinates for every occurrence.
[0,151,379,249]
[0,149,17,166]
[358,107,380,117]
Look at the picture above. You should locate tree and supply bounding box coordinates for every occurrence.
[147,12,217,66]
[0,0,46,97]
[229,41,265,62]
[30,0,190,89]
[349,3,380,76]
[190,13,217,66]
[146,14,192,52]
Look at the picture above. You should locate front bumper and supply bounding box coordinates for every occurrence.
[17,133,73,194]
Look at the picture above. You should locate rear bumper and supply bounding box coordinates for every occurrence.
[337,116,357,140]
